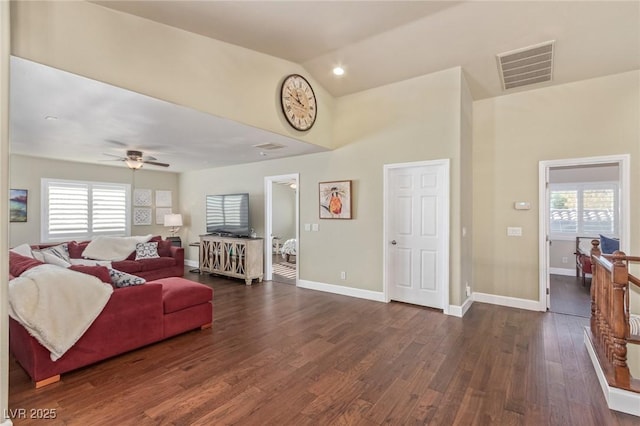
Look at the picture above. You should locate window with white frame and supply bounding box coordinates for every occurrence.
[549,182,618,238]
[41,178,131,242]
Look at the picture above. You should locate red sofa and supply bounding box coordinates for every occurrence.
[9,276,213,387]
[32,236,185,281]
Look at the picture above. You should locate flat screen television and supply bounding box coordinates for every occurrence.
[206,193,250,237]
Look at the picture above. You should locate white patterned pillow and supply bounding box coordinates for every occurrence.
[108,268,146,288]
[33,243,71,264]
[135,242,159,261]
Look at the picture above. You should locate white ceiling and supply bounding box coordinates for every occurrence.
[10,1,640,172]
[10,57,327,173]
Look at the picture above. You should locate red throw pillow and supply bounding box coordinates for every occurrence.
[9,251,45,277]
[157,240,173,257]
[68,241,90,259]
[68,265,112,284]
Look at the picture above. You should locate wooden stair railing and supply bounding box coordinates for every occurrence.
[589,245,640,393]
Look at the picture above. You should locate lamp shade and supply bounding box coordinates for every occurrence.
[164,214,183,227]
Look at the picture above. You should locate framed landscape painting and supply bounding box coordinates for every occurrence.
[10,189,28,222]
[319,180,352,219]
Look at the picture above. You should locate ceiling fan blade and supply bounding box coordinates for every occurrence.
[142,156,158,161]
[143,160,170,168]
[103,153,126,159]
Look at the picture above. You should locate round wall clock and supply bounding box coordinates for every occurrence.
[280,74,317,131]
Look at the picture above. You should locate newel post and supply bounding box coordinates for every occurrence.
[610,251,631,386]
[590,240,601,335]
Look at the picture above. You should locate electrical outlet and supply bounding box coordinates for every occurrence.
[340,271,346,280]
[562,256,568,264]
[466,284,471,297]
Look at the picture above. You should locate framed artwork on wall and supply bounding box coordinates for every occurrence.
[155,190,172,207]
[10,189,28,223]
[133,188,152,206]
[133,208,152,225]
[319,180,352,219]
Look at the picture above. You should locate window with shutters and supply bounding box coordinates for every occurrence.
[549,182,618,239]
[41,178,131,242]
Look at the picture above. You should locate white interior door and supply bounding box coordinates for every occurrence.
[386,161,448,309]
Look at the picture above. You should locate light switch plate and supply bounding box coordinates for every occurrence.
[304,224,311,231]
[507,227,522,237]
[312,223,319,232]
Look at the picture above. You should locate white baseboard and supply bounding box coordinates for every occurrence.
[297,279,386,303]
[184,259,198,268]
[473,292,543,312]
[584,327,640,417]
[549,267,577,277]
[448,297,473,317]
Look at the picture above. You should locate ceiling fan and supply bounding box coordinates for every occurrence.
[103,150,170,169]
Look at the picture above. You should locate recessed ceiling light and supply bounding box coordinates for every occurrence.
[332,66,345,76]
[44,115,58,121]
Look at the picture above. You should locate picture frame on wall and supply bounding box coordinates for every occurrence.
[10,189,28,223]
[319,180,352,219]
[133,208,152,225]
[133,188,152,206]
[155,190,172,207]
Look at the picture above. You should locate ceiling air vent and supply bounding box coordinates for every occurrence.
[253,143,285,150]
[497,40,555,91]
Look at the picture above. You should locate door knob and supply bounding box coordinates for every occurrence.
[391,240,397,245]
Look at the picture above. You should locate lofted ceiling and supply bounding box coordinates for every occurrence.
[10,1,640,172]
[93,0,640,99]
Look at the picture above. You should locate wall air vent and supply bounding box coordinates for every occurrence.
[497,40,555,91]
[253,143,286,150]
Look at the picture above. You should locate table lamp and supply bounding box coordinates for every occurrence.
[164,214,183,247]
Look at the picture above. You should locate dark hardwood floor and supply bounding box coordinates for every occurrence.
[549,274,591,318]
[8,268,638,425]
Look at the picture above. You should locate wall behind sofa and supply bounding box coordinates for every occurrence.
[9,154,179,247]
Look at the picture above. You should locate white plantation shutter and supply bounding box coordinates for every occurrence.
[549,182,618,238]
[92,184,128,234]
[42,179,130,242]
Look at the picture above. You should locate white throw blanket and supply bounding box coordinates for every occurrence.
[8,264,113,361]
[82,235,152,261]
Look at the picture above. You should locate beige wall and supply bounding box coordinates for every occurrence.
[9,155,179,247]
[473,70,640,300]
[182,68,465,299]
[459,71,473,301]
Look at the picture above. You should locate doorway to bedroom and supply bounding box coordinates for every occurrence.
[539,155,629,316]
[264,174,299,285]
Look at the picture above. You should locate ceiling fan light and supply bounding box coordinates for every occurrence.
[125,159,143,169]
